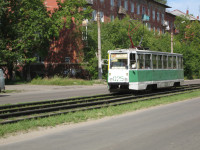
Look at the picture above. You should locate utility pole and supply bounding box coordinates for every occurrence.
[97,11,102,79]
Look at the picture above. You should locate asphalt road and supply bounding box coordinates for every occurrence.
[0,85,109,105]
[1,97,200,150]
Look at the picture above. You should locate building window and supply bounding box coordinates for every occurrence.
[157,12,160,22]
[152,10,155,21]
[131,2,134,12]
[171,22,173,30]
[148,23,151,31]
[157,27,160,34]
[92,10,97,21]
[142,6,145,15]
[124,0,128,11]
[162,28,165,34]
[137,4,140,14]
[100,11,104,22]
[100,0,104,3]
[148,8,151,18]
[161,13,164,24]
[118,0,121,7]
[110,15,114,21]
[111,0,114,7]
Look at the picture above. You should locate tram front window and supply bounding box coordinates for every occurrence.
[110,53,128,69]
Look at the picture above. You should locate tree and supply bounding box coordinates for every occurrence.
[0,0,91,80]
[0,0,54,80]
[174,16,200,78]
[155,0,167,4]
[84,16,171,79]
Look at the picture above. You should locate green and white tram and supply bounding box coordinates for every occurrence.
[107,48,184,92]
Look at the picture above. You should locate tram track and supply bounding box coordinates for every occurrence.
[1,84,200,125]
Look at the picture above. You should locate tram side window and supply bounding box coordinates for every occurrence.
[137,54,144,69]
[168,56,172,69]
[177,57,180,69]
[173,56,177,69]
[158,55,162,69]
[145,54,151,69]
[163,55,167,69]
[152,55,157,69]
[130,53,136,69]
[180,57,183,69]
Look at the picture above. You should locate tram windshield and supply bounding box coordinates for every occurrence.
[110,53,128,69]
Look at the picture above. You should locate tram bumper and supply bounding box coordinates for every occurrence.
[108,82,129,93]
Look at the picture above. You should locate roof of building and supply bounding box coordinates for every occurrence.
[165,11,176,17]
[170,9,198,21]
[152,0,171,8]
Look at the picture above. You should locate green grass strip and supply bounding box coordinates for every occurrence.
[6,76,105,86]
[1,90,200,138]
[30,77,104,86]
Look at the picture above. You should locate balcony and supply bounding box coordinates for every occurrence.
[118,6,126,15]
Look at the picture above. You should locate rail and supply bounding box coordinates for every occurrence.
[0,84,200,125]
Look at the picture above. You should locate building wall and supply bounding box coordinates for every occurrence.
[91,0,172,34]
[165,12,176,33]
[43,0,83,65]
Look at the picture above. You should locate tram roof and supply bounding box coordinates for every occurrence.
[108,48,183,56]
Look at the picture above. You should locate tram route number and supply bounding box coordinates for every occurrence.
[112,76,124,82]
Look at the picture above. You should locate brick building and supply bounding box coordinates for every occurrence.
[32,0,175,78]
[90,0,173,34]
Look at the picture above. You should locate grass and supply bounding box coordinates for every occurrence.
[30,76,105,86]
[1,90,200,138]
[6,76,105,86]
[3,90,23,93]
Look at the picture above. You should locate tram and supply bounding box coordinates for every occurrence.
[107,48,184,92]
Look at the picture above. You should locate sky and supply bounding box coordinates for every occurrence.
[167,0,200,18]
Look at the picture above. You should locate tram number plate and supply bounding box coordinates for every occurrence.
[113,76,124,82]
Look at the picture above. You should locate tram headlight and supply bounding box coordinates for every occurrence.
[125,78,128,82]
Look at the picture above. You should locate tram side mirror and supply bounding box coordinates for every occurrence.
[101,59,108,65]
